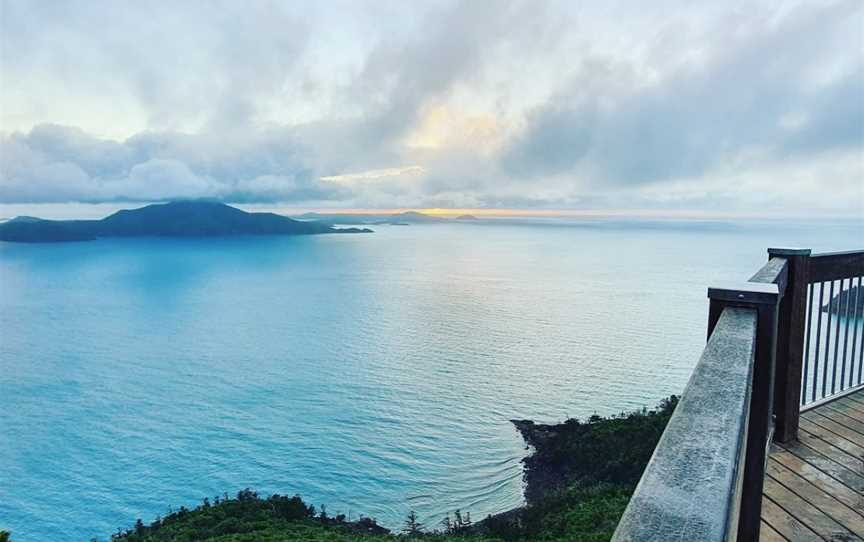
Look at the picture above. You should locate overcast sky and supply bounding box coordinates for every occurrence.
[1,0,862,215]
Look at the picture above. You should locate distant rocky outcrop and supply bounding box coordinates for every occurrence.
[298,210,444,226]
[299,210,482,225]
[822,285,863,317]
[0,200,372,243]
[391,211,441,223]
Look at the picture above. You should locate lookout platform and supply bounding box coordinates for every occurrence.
[761,389,864,541]
[611,248,864,542]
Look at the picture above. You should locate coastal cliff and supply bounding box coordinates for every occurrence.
[512,395,678,505]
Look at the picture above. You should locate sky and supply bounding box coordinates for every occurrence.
[1,0,863,217]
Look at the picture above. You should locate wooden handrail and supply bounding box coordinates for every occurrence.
[612,248,806,541]
[611,307,758,541]
[707,280,780,541]
[809,250,864,282]
[749,257,789,298]
[612,247,863,541]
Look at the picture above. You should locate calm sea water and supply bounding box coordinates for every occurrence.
[0,218,861,541]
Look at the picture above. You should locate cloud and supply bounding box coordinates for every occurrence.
[0,0,862,215]
[0,0,312,133]
[112,159,212,201]
[0,125,345,203]
[501,0,864,187]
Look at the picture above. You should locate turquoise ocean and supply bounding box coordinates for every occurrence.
[1,217,861,540]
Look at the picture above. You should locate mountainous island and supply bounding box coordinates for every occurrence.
[0,201,373,243]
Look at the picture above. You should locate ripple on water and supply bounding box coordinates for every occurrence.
[2,220,858,540]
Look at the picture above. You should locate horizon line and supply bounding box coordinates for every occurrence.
[1,201,862,222]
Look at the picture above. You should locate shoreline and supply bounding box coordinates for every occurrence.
[99,397,678,541]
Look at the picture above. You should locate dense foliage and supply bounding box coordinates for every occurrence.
[105,489,397,542]
[99,397,677,542]
[514,395,678,502]
[541,396,677,485]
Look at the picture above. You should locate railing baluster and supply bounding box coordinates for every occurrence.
[832,279,843,394]
[853,277,859,386]
[840,278,851,391]
[802,283,814,406]
[849,276,864,385]
[840,278,852,390]
[858,276,864,386]
[823,280,834,397]
[813,282,824,402]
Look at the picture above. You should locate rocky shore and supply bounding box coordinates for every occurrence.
[511,418,583,505]
[510,396,678,505]
[469,396,678,537]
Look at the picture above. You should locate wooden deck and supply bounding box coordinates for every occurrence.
[760,388,864,541]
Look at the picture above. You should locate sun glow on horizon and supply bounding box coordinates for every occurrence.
[320,166,425,183]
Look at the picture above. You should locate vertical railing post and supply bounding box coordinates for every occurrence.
[767,248,811,443]
[707,282,779,542]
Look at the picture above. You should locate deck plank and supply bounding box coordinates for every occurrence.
[767,459,864,536]
[761,520,789,542]
[820,404,864,435]
[797,429,864,473]
[827,401,864,423]
[764,390,864,540]
[837,397,864,414]
[799,418,864,462]
[763,476,857,540]
[761,496,823,542]
[803,411,864,448]
[768,448,864,510]
[778,442,864,493]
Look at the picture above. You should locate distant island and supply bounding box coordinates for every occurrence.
[0,201,373,243]
[297,211,481,226]
[823,285,863,317]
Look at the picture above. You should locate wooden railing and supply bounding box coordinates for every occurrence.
[612,247,863,542]
[801,250,864,409]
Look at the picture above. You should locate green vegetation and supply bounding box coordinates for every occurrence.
[107,490,490,542]
[513,395,678,503]
[110,397,677,542]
